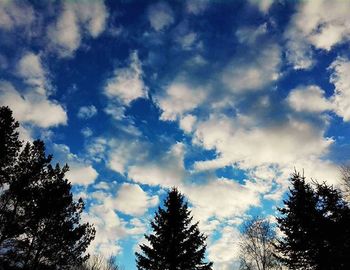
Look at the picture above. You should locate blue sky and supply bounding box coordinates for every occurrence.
[1,0,350,269]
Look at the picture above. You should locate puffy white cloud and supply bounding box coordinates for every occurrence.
[157,82,207,121]
[128,142,186,187]
[0,81,67,128]
[108,139,148,175]
[193,114,333,171]
[0,0,34,30]
[329,57,350,121]
[179,114,197,133]
[207,226,241,270]
[183,178,261,222]
[66,165,98,186]
[52,143,98,186]
[222,43,280,92]
[285,1,350,69]
[107,183,159,216]
[17,52,48,95]
[287,85,333,113]
[148,2,174,31]
[77,105,98,119]
[83,204,127,256]
[104,51,147,105]
[47,1,108,57]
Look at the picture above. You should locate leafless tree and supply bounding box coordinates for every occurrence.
[76,254,122,270]
[239,217,283,270]
[340,164,350,201]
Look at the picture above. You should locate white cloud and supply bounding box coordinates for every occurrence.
[285,1,350,69]
[148,2,174,31]
[52,143,98,186]
[66,164,98,186]
[236,24,267,45]
[193,114,333,171]
[183,178,261,222]
[186,0,210,14]
[108,139,148,175]
[110,183,159,216]
[81,127,93,138]
[83,204,127,256]
[175,32,197,50]
[0,0,34,30]
[207,226,241,270]
[128,142,186,187]
[77,105,98,119]
[94,181,111,190]
[287,85,333,113]
[222,43,280,92]
[329,57,350,121]
[0,81,67,128]
[17,52,48,95]
[47,1,108,57]
[248,0,274,13]
[83,203,147,257]
[104,51,147,105]
[179,114,197,133]
[157,82,207,121]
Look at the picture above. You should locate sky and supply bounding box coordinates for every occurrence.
[1,0,350,269]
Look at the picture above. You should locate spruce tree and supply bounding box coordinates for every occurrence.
[276,172,350,270]
[135,188,213,270]
[0,106,95,269]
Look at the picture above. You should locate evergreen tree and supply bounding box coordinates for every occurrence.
[135,188,213,270]
[0,106,22,186]
[0,106,95,269]
[276,172,350,270]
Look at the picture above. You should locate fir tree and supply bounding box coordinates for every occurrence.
[276,172,350,270]
[135,188,213,270]
[0,106,95,269]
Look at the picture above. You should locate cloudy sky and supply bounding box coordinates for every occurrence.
[1,0,350,269]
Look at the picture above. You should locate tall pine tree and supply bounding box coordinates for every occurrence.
[0,106,95,269]
[136,188,213,270]
[276,172,350,270]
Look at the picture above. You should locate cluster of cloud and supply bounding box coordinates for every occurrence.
[286,57,350,123]
[0,53,67,129]
[0,0,35,31]
[104,51,148,119]
[47,0,108,57]
[78,105,98,119]
[52,143,98,186]
[81,181,159,256]
[285,0,350,69]
[147,2,174,31]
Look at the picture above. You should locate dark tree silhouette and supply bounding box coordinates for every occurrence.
[0,106,95,270]
[0,106,21,186]
[239,217,282,270]
[276,172,350,270]
[136,187,213,270]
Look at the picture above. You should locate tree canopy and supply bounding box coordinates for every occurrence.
[0,106,95,270]
[276,172,350,270]
[136,187,213,270]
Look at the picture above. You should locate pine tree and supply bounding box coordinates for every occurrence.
[0,106,95,269]
[276,172,350,270]
[0,106,22,186]
[135,188,213,270]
